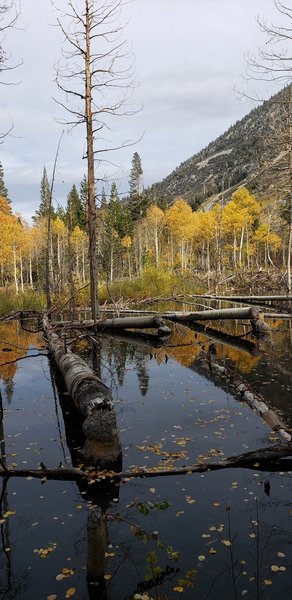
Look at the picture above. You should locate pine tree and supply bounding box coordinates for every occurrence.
[0,161,9,202]
[79,175,88,228]
[34,167,55,220]
[67,184,86,230]
[100,186,107,210]
[128,152,144,220]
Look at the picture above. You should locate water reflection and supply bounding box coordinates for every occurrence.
[1,313,292,600]
[0,321,42,403]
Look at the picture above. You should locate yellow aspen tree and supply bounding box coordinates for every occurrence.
[166,199,194,272]
[145,204,166,269]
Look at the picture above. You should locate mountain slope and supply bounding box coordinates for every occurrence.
[148,86,290,209]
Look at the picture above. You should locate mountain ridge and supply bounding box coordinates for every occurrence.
[146,85,290,210]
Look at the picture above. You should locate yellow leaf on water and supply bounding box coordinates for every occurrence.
[222,540,231,547]
[271,565,280,572]
[65,588,75,599]
[173,586,184,593]
[104,574,112,580]
[209,548,217,554]
[213,502,220,507]
[264,579,273,586]
[198,555,205,561]
[47,595,57,600]
[277,552,286,558]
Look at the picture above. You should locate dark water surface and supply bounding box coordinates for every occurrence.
[0,313,292,600]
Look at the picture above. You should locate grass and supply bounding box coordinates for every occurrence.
[98,267,206,304]
[0,288,46,317]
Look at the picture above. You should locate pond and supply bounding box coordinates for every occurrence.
[0,308,292,600]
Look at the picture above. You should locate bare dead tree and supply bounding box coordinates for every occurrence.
[52,0,135,319]
[0,1,20,141]
[244,1,292,290]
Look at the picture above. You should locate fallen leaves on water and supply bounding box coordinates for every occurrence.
[173,586,184,593]
[34,543,57,559]
[65,588,76,599]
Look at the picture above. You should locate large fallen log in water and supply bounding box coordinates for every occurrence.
[162,307,260,322]
[43,316,122,467]
[52,314,168,331]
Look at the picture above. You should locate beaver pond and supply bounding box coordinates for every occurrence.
[0,303,292,600]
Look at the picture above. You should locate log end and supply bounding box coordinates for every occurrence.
[82,411,122,468]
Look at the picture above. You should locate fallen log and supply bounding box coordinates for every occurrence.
[1,443,292,481]
[186,322,260,356]
[190,294,292,302]
[162,306,261,323]
[43,316,122,467]
[52,315,168,331]
[198,353,291,442]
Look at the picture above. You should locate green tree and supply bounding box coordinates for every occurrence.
[79,175,88,228]
[34,167,55,221]
[67,184,86,230]
[128,152,144,220]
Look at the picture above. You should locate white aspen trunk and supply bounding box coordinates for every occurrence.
[19,254,24,292]
[82,244,86,283]
[287,221,292,292]
[233,229,237,268]
[29,252,34,289]
[110,244,114,282]
[239,227,244,266]
[154,228,159,268]
[13,245,19,295]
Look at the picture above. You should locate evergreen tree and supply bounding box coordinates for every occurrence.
[100,186,107,210]
[128,152,144,220]
[34,167,55,220]
[108,182,131,238]
[67,184,86,229]
[79,175,88,227]
[0,161,9,202]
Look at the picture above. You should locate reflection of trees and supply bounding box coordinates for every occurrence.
[135,351,149,396]
[0,322,40,402]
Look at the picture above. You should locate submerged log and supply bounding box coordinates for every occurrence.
[43,317,122,467]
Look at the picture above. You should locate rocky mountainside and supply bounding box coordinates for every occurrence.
[147,85,290,210]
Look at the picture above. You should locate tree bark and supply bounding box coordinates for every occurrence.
[43,316,122,467]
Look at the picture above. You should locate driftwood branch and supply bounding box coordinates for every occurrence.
[1,444,292,481]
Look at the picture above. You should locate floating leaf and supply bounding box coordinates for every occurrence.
[65,589,75,599]
[222,539,231,547]
[104,574,112,580]
[277,552,286,558]
[198,555,205,561]
[149,488,155,494]
[271,565,280,572]
[47,595,57,600]
[173,586,184,593]
[209,548,217,554]
[264,579,273,586]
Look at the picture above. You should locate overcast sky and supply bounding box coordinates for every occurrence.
[0,0,283,221]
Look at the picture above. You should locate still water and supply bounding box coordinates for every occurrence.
[0,311,291,600]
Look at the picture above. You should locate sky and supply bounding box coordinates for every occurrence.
[0,0,283,221]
